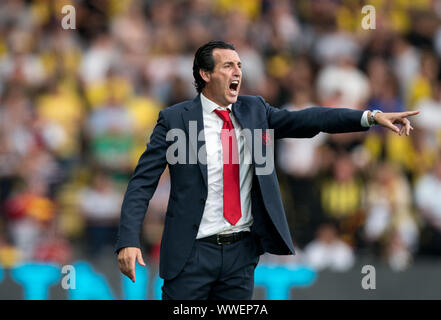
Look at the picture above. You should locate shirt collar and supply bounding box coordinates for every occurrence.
[200,93,232,114]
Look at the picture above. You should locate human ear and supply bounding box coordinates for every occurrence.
[199,69,211,83]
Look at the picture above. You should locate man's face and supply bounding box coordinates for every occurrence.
[201,48,242,107]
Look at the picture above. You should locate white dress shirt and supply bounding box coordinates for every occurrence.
[196,93,254,239]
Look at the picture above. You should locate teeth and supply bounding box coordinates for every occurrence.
[232,80,239,84]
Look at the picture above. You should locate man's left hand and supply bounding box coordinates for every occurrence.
[372,110,420,136]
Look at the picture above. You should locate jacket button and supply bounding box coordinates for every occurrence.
[193,224,198,231]
[200,198,205,204]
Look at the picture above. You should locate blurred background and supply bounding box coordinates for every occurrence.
[1,0,441,299]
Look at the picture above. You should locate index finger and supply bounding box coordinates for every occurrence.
[129,256,136,282]
[402,110,420,117]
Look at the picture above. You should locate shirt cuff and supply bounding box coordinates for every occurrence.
[361,110,371,127]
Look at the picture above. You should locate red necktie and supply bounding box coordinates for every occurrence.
[213,109,242,225]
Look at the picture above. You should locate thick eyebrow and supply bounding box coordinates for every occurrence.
[223,61,242,67]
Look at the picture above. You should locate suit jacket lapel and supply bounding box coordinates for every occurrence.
[232,99,255,158]
[182,95,208,188]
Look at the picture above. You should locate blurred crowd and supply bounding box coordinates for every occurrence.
[0,0,441,273]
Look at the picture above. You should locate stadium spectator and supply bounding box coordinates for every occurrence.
[414,155,441,256]
[364,162,418,270]
[304,223,355,272]
[319,153,365,249]
[77,172,122,257]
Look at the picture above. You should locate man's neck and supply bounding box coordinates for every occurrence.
[200,91,229,108]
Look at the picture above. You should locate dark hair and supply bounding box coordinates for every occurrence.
[192,40,236,93]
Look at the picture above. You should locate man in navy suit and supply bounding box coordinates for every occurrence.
[115,41,418,299]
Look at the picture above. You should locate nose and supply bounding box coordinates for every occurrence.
[233,64,241,77]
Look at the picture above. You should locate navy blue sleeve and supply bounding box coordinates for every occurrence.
[115,110,169,253]
[259,97,369,139]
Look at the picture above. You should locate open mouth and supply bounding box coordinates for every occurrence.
[229,80,239,94]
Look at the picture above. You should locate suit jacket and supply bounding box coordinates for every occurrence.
[115,94,369,280]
